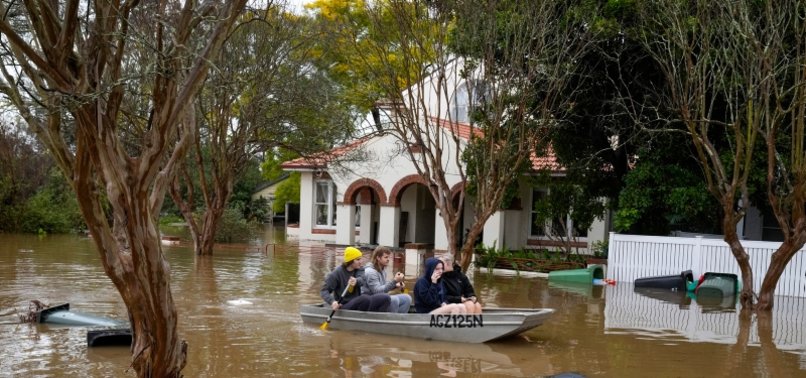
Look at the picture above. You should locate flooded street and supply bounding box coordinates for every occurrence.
[1,229,805,377]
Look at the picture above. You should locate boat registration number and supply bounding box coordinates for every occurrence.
[429,314,483,328]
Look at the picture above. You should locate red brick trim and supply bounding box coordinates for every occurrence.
[356,188,373,205]
[312,228,336,235]
[388,174,428,206]
[341,178,387,205]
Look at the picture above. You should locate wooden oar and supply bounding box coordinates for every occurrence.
[320,285,351,330]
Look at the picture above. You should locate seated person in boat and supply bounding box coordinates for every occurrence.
[320,247,391,312]
[440,254,482,314]
[362,246,411,313]
[413,257,467,314]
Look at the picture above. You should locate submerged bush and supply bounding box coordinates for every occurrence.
[212,208,260,243]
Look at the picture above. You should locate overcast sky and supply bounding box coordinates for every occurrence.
[283,0,312,14]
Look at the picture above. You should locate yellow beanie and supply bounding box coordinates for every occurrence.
[344,246,362,263]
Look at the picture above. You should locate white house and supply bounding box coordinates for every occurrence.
[251,173,290,222]
[281,60,610,253]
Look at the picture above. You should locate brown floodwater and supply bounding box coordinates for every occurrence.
[1,229,805,377]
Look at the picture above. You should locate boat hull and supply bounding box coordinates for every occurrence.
[300,304,554,343]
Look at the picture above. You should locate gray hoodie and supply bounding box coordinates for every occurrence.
[362,265,396,294]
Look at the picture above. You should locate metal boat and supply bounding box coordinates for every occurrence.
[299,304,554,343]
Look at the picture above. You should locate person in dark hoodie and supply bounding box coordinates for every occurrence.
[413,257,467,314]
[440,254,482,314]
[320,247,391,312]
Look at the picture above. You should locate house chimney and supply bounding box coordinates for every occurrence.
[374,98,405,132]
[371,107,382,133]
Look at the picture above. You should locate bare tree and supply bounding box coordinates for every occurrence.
[329,1,595,270]
[170,5,351,255]
[0,1,246,376]
[637,0,806,311]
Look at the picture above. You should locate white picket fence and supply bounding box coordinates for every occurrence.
[607,232,806,298]
[604,284,806,353]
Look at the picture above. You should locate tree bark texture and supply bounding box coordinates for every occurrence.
[0,1,247,376]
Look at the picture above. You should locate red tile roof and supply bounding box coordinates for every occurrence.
[530,146,564,173]
[281,118,564,173]
[280,134,375,170]
[427,117,482,140]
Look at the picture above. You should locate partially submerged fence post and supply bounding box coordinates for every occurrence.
[693,236,703,279]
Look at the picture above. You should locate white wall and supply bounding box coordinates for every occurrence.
[399,187,417,243]
[399,58,474,122]
[297,171,336,243]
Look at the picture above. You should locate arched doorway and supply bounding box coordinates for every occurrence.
[342,179,386,245]
[389,176,436,247]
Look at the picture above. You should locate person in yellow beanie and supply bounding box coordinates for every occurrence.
[320,247,391,312]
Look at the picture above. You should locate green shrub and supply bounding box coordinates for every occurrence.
[19,171,83,234]
[591,240,609,258]
[159,214,185,226]
[211,208,259,243]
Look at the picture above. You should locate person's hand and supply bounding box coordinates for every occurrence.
[431,270,441,284]
[394,272,404,282]
[331,301,340,310]
[348,276,357,287]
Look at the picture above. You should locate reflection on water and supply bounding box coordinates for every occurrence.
[1,230,805,377]
[609,284,806,353]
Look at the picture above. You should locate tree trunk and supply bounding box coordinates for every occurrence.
[722,212,755,309]
[459,221,485,272]
[0,2,248,376]
[75,171,185,376]
[756,241,801,311]
[196,207,225,256]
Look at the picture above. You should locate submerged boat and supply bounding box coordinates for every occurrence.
[634,270,694,291]
[299,304,554,343]
[35,303,124,327]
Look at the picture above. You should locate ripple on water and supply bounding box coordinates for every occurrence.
[3,232,806,377]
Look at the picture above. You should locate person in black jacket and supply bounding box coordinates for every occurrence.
[412,257,467,314]
[439,254,482,314]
